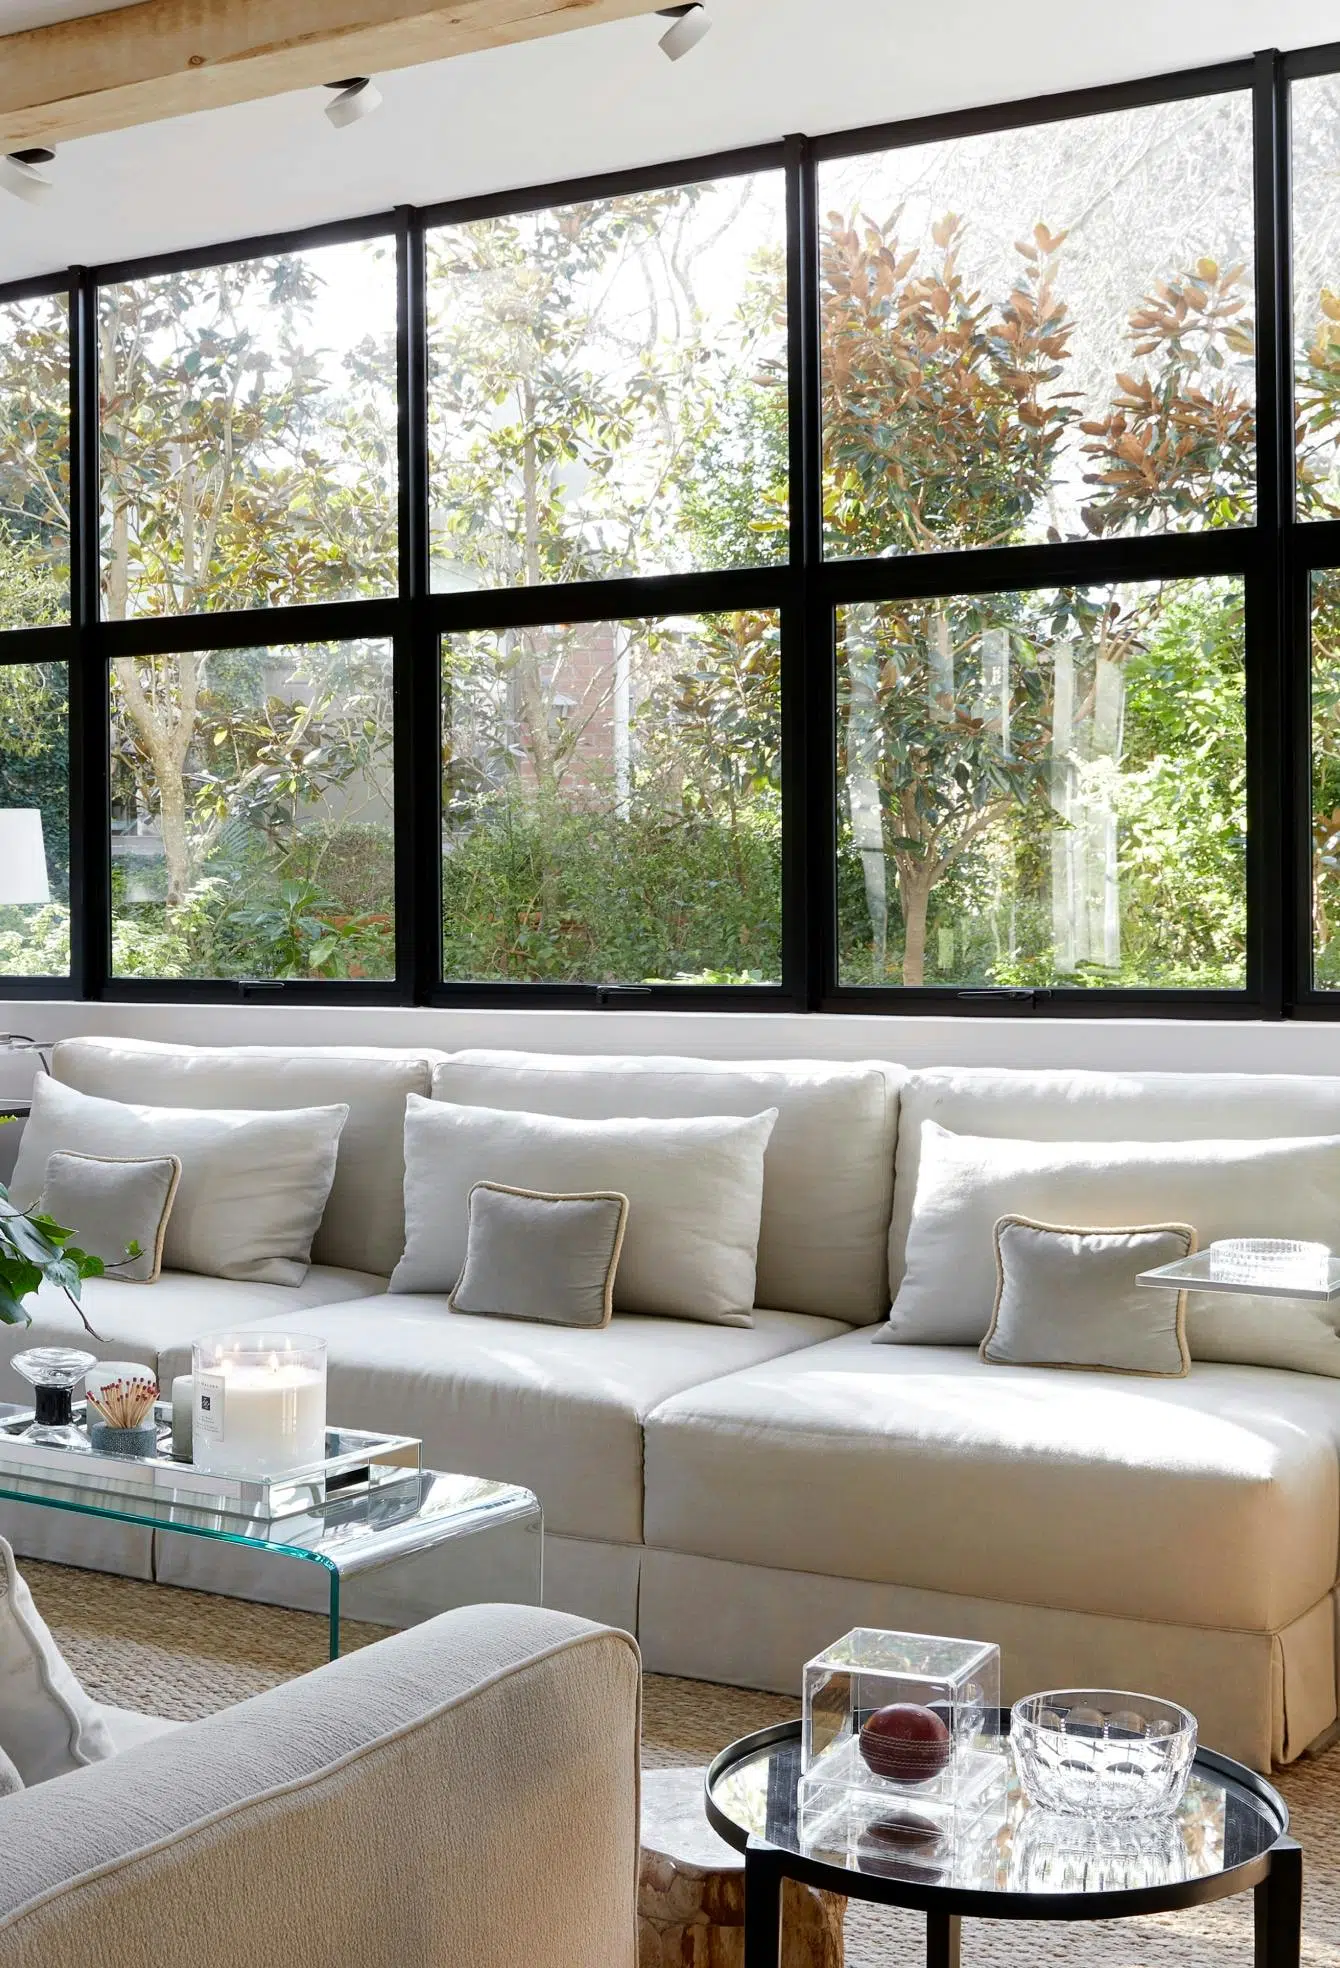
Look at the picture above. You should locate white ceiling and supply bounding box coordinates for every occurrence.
[3,0,1340,283]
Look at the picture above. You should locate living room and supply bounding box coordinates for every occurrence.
[2,1,1340,1964]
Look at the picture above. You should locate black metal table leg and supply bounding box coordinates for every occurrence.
[926,1909,962,1968]
[744,1839,785,1968]
[1256,1839,1302,1968]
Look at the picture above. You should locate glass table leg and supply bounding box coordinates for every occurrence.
[328,1569,341,1661]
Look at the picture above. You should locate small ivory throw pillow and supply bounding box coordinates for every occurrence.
[0,1537,114,1786]
[392,1096,777,1324]
[450,1182,629,1328]
[982,1217,1196,1377]
[38,1150,181,1284]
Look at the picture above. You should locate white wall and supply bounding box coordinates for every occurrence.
[2,999,1339,1104]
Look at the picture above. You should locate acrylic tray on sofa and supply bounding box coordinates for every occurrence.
[0,1402,422,1519]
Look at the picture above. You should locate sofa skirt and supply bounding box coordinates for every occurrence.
[636,1546,1338,1775]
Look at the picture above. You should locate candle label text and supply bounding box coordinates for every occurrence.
[195,1373,226,1443]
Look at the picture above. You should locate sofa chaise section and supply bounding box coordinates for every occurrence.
[640,1324,1340,1769]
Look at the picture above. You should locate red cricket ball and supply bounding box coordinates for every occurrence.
[859,1702,952,1785]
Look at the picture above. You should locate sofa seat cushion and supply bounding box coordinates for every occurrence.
[162,1299,848,1544]
[642,1327,1340,1633]
[0,1267,387,1406]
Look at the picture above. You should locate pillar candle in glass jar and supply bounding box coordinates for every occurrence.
[191,1333,327,1479]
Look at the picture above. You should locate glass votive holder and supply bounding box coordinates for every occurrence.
[12,1348,97,1449]
[1208,1239,1330,1289]
[191,1332,328,1479]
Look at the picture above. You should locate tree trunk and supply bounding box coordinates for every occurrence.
[899,864,933,986]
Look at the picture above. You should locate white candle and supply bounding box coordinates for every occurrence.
[192,1345,327,1479]
[170,1374,193,1459]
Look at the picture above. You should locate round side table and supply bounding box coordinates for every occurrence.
[705,1720,1300,1968]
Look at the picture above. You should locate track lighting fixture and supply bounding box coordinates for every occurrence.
[0,147,54,205]
[323,77,383,129]
[655,4,711,60]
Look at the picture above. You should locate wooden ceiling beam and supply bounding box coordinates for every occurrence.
[0,0,665,153]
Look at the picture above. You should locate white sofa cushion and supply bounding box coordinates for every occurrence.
[50,1040,442,1277]
[433,1051,903,1323]
[642,1326,1340,1634]
[12,1078,348,1287]
[159,1297,849,1544]
[0,1266,387,1409]
[885,1122,1340,1350]
[392,1096,777,1325]
[890,1065,1340,1291]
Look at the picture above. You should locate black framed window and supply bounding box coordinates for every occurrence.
[2,47,1339,1016]
[108,637,395,982]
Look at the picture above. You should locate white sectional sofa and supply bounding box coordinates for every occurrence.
[3,1034,1340,1773]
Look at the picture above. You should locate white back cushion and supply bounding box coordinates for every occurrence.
[11,1078,348,1288]
[891,1066,1340,1292]
[885,1121,1340,1351]
[392,1096,777,1325]
[432,1051,903,1323]
[51,1039,441,1277]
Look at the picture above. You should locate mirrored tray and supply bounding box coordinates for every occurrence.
[0,1402,422,1519]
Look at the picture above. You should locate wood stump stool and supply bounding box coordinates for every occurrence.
[639,1765,845,1968]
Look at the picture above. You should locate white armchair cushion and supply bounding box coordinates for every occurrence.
[11,1078,348,1287]
[391,1096,777,1324]
[0,1538,113,1787]
[884,1121,1340,1364]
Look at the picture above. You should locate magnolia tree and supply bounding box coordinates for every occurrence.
[823,202,1257,984]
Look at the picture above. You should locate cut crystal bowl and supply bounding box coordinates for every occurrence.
[1011,1690,1197,1819]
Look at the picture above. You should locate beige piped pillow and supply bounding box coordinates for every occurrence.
[450,1182,629,1329]
[39,1151,182,1284]
[981,1216,1197,1377]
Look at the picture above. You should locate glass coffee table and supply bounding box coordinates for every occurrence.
[0,1408,542,1659]
[706,1720,1300,1968]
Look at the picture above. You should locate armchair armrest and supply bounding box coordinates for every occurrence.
[0,1603,640,1968]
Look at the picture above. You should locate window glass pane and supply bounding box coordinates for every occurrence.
[110,640,394,980]
[0,663,69,975]
[1293,77,1340,516]
[821,93,1254,558]
[0,295,69,630]
[836,578,1245,989]
[442,613,781,982]
[100,240,397,619]
[427,173,787,589]
[1311,571,1340,987]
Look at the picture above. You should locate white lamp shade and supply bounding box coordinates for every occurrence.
[0,810,50,905]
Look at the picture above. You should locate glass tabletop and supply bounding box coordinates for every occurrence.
[0,1463,539,1575]
[708,1726,1288,1901]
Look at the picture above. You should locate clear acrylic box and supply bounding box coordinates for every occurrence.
[799,1628,1006,1854]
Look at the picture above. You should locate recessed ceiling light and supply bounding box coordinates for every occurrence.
[323,77,383,129]
[0,147,54,205]
[656,4,711,60]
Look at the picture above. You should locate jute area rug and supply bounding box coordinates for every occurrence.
[26,1559,1340,1968]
